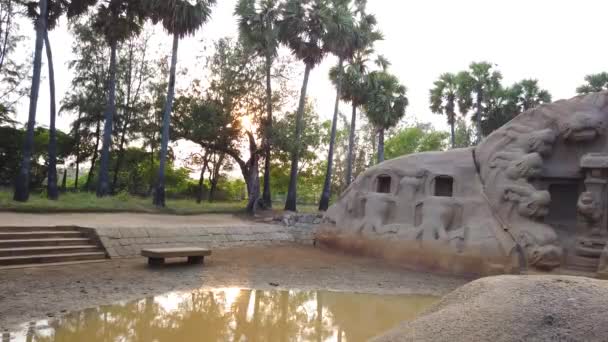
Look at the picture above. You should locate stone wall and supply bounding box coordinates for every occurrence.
[94,224,314,258]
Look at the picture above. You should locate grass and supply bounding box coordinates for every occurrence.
[0,190,248,215]
[0,190,321,215]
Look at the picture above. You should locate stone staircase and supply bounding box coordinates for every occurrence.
[0,226,107,268]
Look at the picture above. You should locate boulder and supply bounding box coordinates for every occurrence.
[374,275,608,342]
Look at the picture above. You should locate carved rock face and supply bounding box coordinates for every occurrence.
[560,110,605,142]
[322,92,608,275]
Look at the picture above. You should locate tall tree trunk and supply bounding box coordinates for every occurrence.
[377,128,385,163]
[244,132,260,215]
[319,57,343,211]
[86,119,101,191]
[73,110,82,190]
[284,63,312,212]
[345,102,357,186]
[44,30,58,200]
[196,155,208,204]
[262,52,273,208]
[208,153,224,202]
[96,38,118,197]
[111,44,134,193]
[476,88,482,142]
[13,0,47,202]
[450,119,455,148]
[153,32,179,207]
[61,168,66,192]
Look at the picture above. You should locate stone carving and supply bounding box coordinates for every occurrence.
[577,191,602,236]
[319,92,608,276]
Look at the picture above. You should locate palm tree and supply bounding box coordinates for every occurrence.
[93,0,147,198]
[364,70,408,163]
[430,73,460,148]
[318,0,357,211]
[339,10,381,186]
[278,0,328,211]
[511,79,551,112]
[13,0,47,202]
[151,0,216,207]
[576,72,608,95]
[235,0,280,209]
[457,61,502,142]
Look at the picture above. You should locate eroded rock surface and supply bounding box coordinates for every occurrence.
[374,275,608,342]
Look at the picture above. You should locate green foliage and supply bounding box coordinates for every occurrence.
[364,70,408,131]
[149,0,216,38]
[384,125,448,160]
[454,118,474,148]
[0,190,247,214]
[576,72,608,95]
[0,125,74,188]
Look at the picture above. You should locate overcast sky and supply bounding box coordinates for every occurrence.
[14,0,608,135]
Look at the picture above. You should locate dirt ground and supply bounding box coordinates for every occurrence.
[0,245,467,332]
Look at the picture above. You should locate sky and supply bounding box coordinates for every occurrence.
[12,0,608,140]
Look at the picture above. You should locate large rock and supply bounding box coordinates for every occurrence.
[374,275,608,342]
[320,92,608,275]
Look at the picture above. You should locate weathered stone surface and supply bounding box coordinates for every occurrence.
[374,275,608,342]
[322,92,608,275]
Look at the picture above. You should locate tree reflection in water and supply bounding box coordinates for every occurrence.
[12,289,437,342]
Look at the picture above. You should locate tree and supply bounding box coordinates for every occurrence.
[576,72,608,95]
[278,0,328,211]
[0,0,29,125]
[63,18,110,191]
[319,0,368,211]
[336,7,381,186]
[481,79,551,136]
[22,1,97,199]
[112,31,153,193]
[384,125,448,160]
[235,0,281,209]
[429,73,461,148]
[456,61,502,142]
[364,69,408,163]
[149,0,216,207]
[13,0,48,202]
[93,0,148,198]
[172,38,270,214]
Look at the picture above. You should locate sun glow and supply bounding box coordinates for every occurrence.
[240,114,254,132]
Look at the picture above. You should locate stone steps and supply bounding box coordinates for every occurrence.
[0,238,91,248]
[0,252,106,266]
[0,226,107,268]
[0,245,100,257]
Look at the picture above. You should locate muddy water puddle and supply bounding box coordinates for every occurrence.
[6,289,437,342]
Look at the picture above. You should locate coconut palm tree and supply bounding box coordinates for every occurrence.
[150,0,216,207]
[317,0,358,211]
[364,70,408,163]
[278,0,328,211]
[430,72,460,148]
[576,72,608,95]
[235,0,280,209]
[13,0,47,202]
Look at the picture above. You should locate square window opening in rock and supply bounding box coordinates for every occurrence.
[376,175,392,193]
[434,176,454,197]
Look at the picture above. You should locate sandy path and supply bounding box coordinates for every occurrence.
[0,212,250,228]
[0,245,467,332]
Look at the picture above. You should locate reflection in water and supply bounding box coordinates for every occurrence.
[10,289,437,342]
